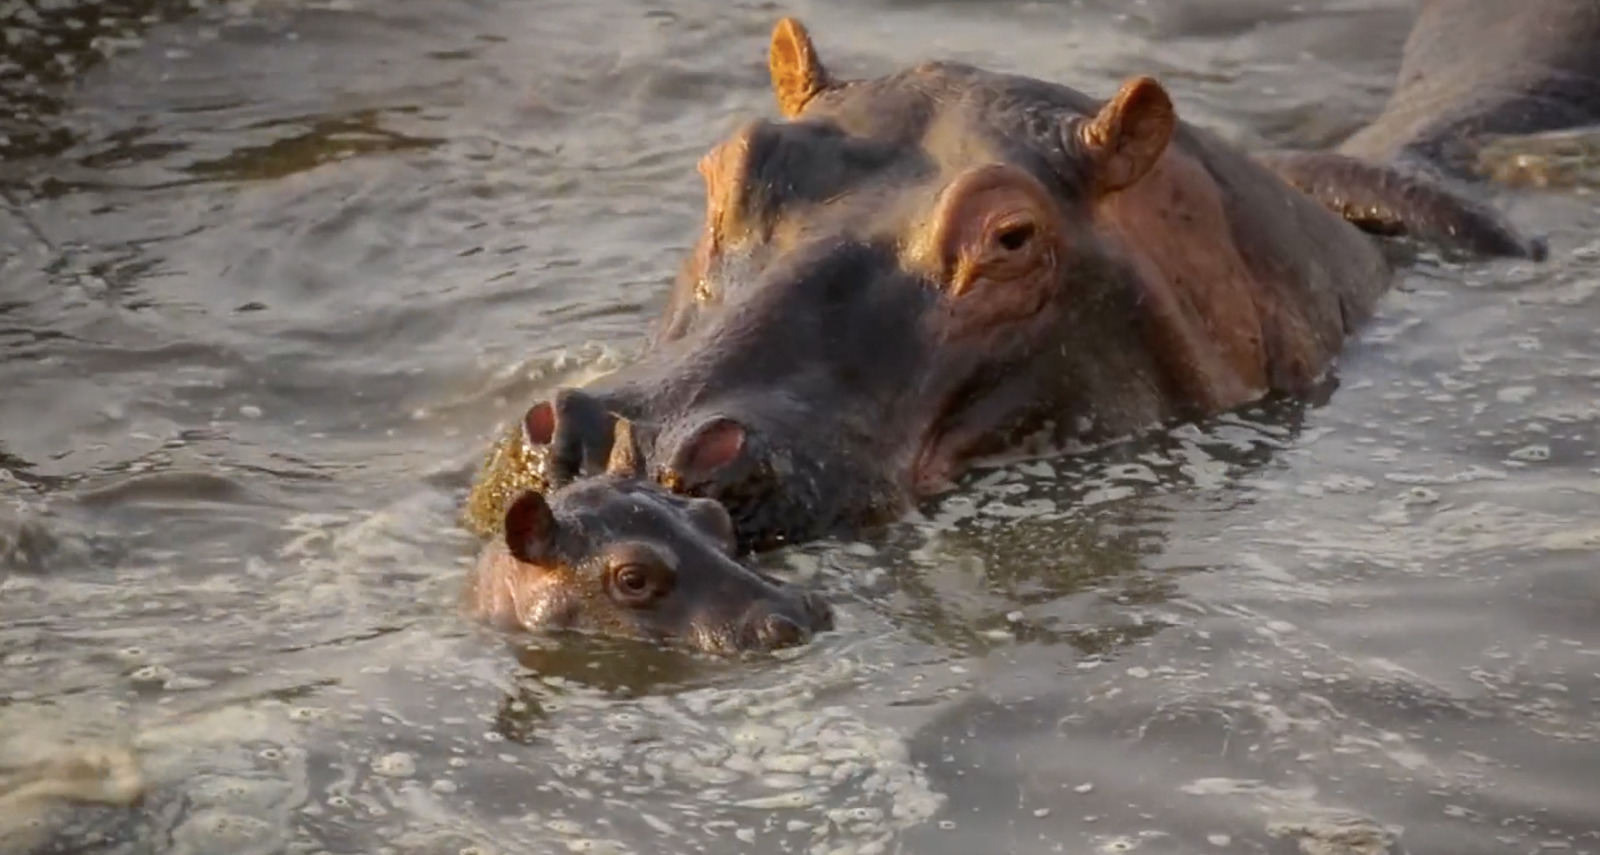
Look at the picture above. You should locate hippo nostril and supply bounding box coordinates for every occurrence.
[802,592,835,632]
[758,614,811,650]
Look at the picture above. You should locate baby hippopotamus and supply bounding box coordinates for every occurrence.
[466,420,833,654]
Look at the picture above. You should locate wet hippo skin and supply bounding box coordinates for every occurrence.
[1262,0,1600,260]
[466,17,1402,559]
[1342,0,1600,173]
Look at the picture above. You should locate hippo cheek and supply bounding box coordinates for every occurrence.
[910,416,1000,495]
[908,375,1042,496]
[910,433,958,495]
[897,164,1076,496]
[467,542,583,634]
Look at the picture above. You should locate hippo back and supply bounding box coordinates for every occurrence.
[1340,0,1600,172]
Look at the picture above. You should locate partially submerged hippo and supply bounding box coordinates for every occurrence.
[465,11,1595,653]
[470,16,1406,558]
[1343,0,1600,175]
[468,419,833,654]
[1263,0,1600,259]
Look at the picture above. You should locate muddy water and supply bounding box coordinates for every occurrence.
[3,0,1599,853]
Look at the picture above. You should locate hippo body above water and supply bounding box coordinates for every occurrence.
[1263,0,1600,259]
[464,9,1600,653]
[1340,0,1600,178]
[477,17,1402,551]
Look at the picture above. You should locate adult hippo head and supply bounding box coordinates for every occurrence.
[468,419,834,654]
[468,18,1394,553]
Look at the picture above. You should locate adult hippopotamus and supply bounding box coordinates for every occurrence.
[469,419,834,653]
[463,9,1600,653]
[1263,0,1600,259]
[468,16,1413,559]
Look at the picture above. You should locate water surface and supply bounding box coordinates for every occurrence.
[3,1,1599,853]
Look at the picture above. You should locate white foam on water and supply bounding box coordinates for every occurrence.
[1178,779,1402,855]
[0,699,311,855]
[104,489,951,855]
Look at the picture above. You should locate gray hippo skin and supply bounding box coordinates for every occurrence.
[466,11,1600,653]
[1263,0,1600,260]
[468,18,1396,562]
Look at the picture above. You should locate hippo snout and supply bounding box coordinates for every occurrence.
[756,613,810,649]
[739,590,834,651]
[802,591,835,633]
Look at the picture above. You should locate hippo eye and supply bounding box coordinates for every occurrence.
[995,221,1035,251]
[607,562,674,607]
[618,567,649,593]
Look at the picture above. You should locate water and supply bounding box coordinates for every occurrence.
[3,0,1599,853]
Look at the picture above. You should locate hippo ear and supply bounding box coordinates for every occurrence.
[662,417,748,489]
[523,400,556,445]
[504,491,558,565]
[769,17,832,118]
[685,498,738,555]
[605,418,646,478]
[1077,76,1176,195]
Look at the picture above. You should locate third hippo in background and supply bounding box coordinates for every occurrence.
[1342,0,1600,175]
[1262,0,1600,259]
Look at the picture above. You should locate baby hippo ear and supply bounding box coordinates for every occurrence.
[504,491,558,564]
[1077,75,1176,195]
[685,497,738,555]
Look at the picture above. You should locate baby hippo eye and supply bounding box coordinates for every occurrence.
[607,561,674,607]
[617,566,649,594]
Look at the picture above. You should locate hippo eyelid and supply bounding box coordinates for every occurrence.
[603,541,678,575]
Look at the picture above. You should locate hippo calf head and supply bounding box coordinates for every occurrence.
[467,421,833,654]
